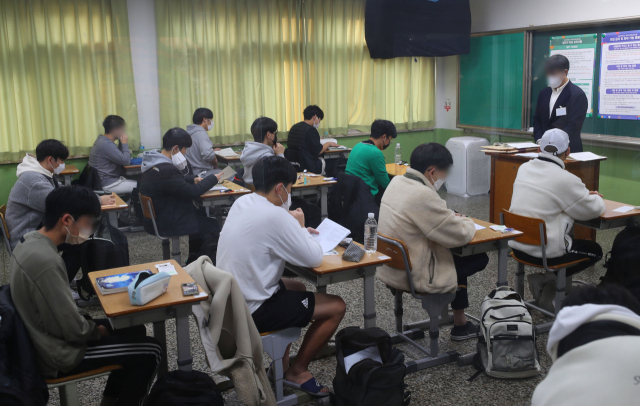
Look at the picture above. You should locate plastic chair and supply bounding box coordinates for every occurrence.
[501,210,590,333]
[261,327,302,406]
[46,365,123,406]
[377,233,457,374]
[0,205,11,254]
[139,193,182,264]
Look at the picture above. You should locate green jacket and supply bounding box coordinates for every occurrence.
[10,231,101,378]
[345,141,390,196]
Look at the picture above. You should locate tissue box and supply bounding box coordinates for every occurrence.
[128,271,171,306]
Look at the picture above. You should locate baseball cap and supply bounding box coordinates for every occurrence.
[540,129,569,156]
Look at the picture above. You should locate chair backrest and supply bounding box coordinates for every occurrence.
[378,233,423,299]
[501,209,547,246]
[246,183,256,193]
[0,205,11,253]
[138,193,156,220]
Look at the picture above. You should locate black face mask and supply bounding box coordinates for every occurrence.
[272,133,278,146]
[382,137,391,150]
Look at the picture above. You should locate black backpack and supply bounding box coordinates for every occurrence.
[333,327,410,406]
[146,370,224,406]
[602,220,640,298]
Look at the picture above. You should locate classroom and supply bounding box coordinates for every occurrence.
[1,0,640,405]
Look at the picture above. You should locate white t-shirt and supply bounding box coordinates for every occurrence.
[216,193,324,313]
[549,79,570,118]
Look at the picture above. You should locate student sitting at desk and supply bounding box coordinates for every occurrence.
[509,129,605,312]
[217,156,345,397]
[139,128,223,265]
[10,185,160,406]
[6,139,114,250]
[286,105,338,175]
[377,143,489,340]
[345,119,397,205]
[89,115,137,195]
[186,107,221,177]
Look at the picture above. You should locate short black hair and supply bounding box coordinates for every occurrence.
[303,105,324,120]
[370,119,397,140]
[252,156,297,194]
[103,115,126,134]
[250,117,278,143]
[42,185,101,230]
[193,108,213,125]
[545,54,570,73]
[162,127,193,151]
[562,285,640,316]
[410,143,454,174]
[36,139,69,162]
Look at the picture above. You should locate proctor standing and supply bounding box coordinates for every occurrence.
[532,54,588,152]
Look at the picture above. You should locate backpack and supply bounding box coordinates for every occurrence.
[146,370,224,406]
[601,220,640,297]
[333,327,410,406]
[475,286,541,379]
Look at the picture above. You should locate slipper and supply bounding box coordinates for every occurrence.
[282,376,330,397]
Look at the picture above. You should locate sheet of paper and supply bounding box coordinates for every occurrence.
[311,219,351,253]
[344,346,382,373]
[515,152,540,158]
[474,223,486,231]
[217,147,239,157]
[613,206,636,213]
[155,262,178,275]
[320,138,338,145]
[377,255,391,260]
[218,165,236,179]
[324,249,340,256]
[567,152,605,161]
[210,184,229,191]
[505,142,539,149]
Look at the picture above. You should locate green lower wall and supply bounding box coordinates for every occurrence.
[1,129,639,206]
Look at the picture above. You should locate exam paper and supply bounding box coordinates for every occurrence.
[474,223,486,231]
[210,184,229,191]
[567,152,605,161]
[217,147,239,157]
[218,166,236,179]
[515,152,540,158]
[312,219,351,253]
[613,206,636,213]
[344,346,382,373]
[320,138,338,145]
[506,142,539,149]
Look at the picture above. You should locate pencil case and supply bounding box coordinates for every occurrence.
[128,271,171,306]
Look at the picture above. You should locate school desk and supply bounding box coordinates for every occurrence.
[486,151,606,241]
[124,164,142,176]
[57,164,80,185]
[215,152,242,170]
[285,243,391,329]
[200,180,252,224]
[89,259,208,375]
[574,199,640,230]
[100,193,129,228]
[292,173,337,220]
[386,163,409,177]
[324,147,352,160]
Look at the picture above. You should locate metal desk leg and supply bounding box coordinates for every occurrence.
[108,212,119,228]
[175,306,193,371]
[497,244,508,287]
[63,174,72,185]
[153,321,168,376]
[316,286,327,294]
[320,187,328,220]
[361,266,377,328]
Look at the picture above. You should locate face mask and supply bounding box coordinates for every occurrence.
[272,133,278,146]
[277,184,292,211]
[313,117,320,129]
[430,172,446,191]
[172,149,187,170]
[65,218,91,245]
[382,138,391,150]
[207,120,213,131]
[547,75,563,89]
[50,160,65,175]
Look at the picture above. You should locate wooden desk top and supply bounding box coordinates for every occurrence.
[200,179,251,199]
[101,193,129,212]
[308,243,391,274]
[293,173,337,189]
[89,260,207,318]
[216,153,241,161]
[600,199,640,220]
[484,151,607,165]
[467,218,522,245]
[124,164,141,169]
[325,148,352,154]
[386,163,409,176]
[60,164,80,175]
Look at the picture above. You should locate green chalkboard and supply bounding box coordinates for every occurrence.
[531,23,640,138]
[460,33,525,130]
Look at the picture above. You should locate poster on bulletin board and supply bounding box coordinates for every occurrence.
[550,34,597,117]
[598,30,640,120]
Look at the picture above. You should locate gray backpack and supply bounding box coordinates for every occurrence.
[475,286,541,379]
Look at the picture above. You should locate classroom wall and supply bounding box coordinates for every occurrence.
[470,0,640,34]
[435,56,458,130]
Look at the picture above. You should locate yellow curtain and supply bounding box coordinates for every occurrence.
[0,0,138,162]
[303,0,435,134]
[155,0,305,144]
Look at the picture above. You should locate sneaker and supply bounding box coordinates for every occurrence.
[450,321,480,341]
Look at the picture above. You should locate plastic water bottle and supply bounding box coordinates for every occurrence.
[324,132,329,140]
[364,213,378,253]
[138,142,145,157]
[395,143,401,164]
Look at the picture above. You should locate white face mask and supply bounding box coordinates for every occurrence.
[171,149,188,170]
[207,119,213,131]
[65,218,92,245]
[547,75,563,89]
[430,172,446,191]
[313,117,320,129]
[277,184,292,211]
[50,160,65,175]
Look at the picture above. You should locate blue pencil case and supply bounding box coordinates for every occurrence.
[130,157,143,165]
[128,271,171,306]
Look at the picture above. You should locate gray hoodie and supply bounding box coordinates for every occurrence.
[141,149,172,173]
[185,124,217,174]
[88,134,131,187]
[240,142,285,184]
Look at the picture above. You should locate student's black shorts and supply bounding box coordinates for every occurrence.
[251,280,315,333]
